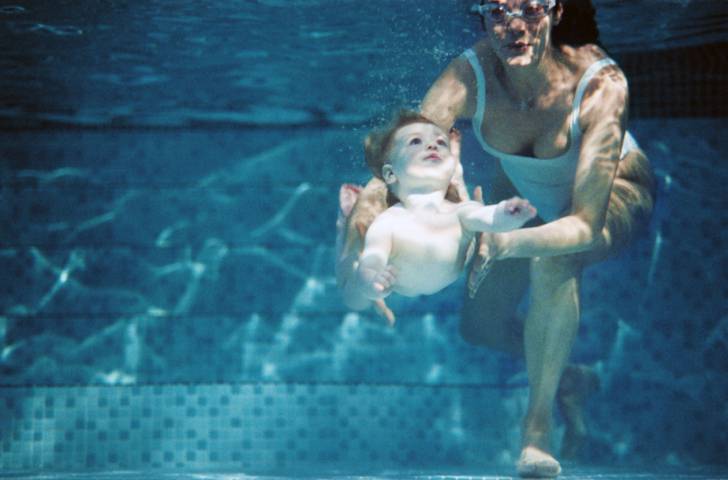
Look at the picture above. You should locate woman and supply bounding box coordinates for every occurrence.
[339,0,655,476]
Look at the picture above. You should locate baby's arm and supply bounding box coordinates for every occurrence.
[355,215,397,300]
[344,211,395,305]
[458,197,537,233]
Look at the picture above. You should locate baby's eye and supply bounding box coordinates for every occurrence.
[437,138,448,147]
[409,137,422,146]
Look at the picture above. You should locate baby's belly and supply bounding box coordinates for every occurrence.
[392,260,461,296]
[390,239,468,296]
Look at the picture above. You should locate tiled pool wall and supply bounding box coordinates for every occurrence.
[0,382,524,472]
[618,43,727,118]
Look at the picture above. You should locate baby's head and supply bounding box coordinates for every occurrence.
[364,111,461,204]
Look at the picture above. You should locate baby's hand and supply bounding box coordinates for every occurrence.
[361,265,397,300]
[492,197,537,231]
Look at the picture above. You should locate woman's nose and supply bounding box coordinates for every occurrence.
[507,16,528,31]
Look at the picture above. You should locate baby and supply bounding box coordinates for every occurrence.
[339,111,536,324]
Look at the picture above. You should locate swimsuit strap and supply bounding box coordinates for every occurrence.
[570,58,617,136]
[462,49,486,137]
[461,50,627,154]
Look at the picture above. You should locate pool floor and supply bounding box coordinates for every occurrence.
[1,466,727,480]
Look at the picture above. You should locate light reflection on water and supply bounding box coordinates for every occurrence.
[0,1,726,127]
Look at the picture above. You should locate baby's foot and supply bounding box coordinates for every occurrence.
[374,299,395,327]
[517,446,562,478]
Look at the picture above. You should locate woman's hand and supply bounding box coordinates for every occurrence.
[449,126,461,160]
[468,233,503,298]
[467,186,504,298]
[448,127,470,201]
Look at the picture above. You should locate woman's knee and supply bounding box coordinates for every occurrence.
[617,148,655,202]
[529,255,583,301]
[596,149,656,258]
[531,254,583,278]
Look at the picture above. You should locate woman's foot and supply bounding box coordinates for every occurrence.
[557,364,600,459]
[517,446,562,478]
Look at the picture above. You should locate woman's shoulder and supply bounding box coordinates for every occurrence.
[559,44,627,100]
[563,45,629,128]
[560,44,623,76]
[445,40,489,75]
[444,45,478,79]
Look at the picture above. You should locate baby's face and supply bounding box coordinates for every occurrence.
[386,122,456,190]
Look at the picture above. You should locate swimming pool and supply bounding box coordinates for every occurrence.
[1,1,727,478]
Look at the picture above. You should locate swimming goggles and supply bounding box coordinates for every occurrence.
[471,0,556,24]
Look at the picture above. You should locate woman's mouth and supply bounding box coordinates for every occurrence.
[508,41,529,51]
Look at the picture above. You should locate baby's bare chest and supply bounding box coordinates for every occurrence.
[390,213,469,264]
[386,211,473,296]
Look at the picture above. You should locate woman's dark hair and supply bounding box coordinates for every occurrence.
[552,0,601,47]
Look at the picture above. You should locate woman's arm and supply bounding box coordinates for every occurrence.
[421,55,476,201]
[421,55,474,130]
[494,66,629,259]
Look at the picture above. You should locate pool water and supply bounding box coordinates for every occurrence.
[1,0,727,478]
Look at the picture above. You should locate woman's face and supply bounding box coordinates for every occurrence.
[480,0,560,68]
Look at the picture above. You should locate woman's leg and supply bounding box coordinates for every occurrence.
[518,147,655,474]
[518,254,583,477]
[464,151,654,476]
[467,249,588,477]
